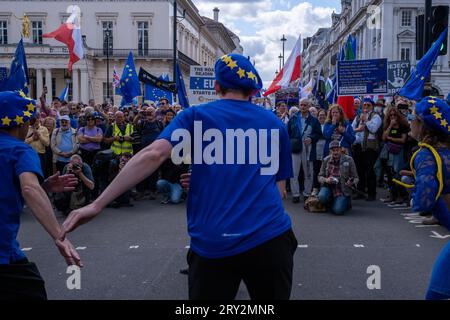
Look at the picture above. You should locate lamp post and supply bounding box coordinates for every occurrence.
[173,0,178,88]
[278,53,283,72]
[105,27,111,101]
[281,34,287,67]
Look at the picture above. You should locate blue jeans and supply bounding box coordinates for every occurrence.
[318,186,350,215]
[156,179,183,204]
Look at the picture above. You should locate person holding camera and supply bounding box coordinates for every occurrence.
[317,140,359,215]
[54,155,94,215]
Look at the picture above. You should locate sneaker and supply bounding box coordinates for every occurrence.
[422,217,440,225]
[292,196,300,203]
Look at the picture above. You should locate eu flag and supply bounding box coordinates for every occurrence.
[399,28,448,101]
[119,51,141,104]
[0,39,30,95]
[144,74,173,104]
[176,62,190,109]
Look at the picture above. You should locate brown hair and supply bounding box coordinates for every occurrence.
[383,106,409,131]
[325,104,347,124]
[217,83,254,98]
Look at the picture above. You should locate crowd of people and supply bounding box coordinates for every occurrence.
[270,94,450,225]
[27,89,189,214]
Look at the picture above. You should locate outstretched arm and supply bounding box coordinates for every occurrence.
[62,139,173,235]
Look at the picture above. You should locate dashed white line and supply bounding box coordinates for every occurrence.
[185,245,190,249]
[129,245,139,249]
[393,207,412,210]
[416,244,421,247]
[297,245,308,248]
[21,247,32,251]
[76,246,87,250]
[415,224,440,228]
[353,244,365,248]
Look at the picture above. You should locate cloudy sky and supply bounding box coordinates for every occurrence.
[193,0,341,88]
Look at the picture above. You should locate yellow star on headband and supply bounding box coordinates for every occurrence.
[237,68,246,79]
[227,60,238,70]
[430,106,439,113]
[1,116,11,126]
[441,119,448,127]
[26,103,35,112]
[15,115,24,125]
[221,55,232,64]
[23,110,32,117]
[433,111,443,120]
[247,71,257,83]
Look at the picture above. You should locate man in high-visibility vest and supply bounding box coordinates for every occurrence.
[104,111,134,156]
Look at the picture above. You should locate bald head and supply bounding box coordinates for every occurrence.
[115,111,124,124]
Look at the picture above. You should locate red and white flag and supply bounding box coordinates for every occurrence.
[43,6,83,72]
[264,35,302,96]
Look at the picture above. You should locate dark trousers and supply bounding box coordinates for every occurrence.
[56,160,68,175]
[136,170,159,193]
[353,144,378,197]
[80,148,98,168]
[187,229,298,300]
[0,258,47,300]
[313,160,322,190]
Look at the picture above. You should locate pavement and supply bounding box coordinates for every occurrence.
[17,190,450,300]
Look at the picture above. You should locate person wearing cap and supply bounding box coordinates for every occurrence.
[351,97,382,201]
[400,97,450,300]
[51,115,79,174]
[0,91,82,299]
[62,53,297,300]
[317,140,359,215]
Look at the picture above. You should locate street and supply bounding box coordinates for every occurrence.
[18,190,450,300]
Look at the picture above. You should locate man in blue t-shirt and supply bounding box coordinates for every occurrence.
[0,91,82,299]
[62,53,297,300]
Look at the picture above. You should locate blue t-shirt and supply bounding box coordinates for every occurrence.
[158,99,293,258]
[0,132,44,264]
[56,129,74,163]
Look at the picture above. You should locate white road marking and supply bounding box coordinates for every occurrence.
[185,245,190,249]
[129,245,139,249]
[21,247,32,251]
[415,224,440,228]
[353,244,365,248]
[298,245,308,248]
[408,220,424,224]
[416,244,421,247]
[76,247,87,250]
[401,213,421,216]
[430,231,450,239]
[393,207,412,210]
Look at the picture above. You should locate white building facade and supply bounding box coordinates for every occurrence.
[302,0,450,96]
[0,0,242,103]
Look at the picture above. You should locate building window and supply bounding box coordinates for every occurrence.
[102,21,113,56]
[137,21,149,56]
[401,47,411,61]
[32,21,43,44]
[401,10,412,27]
[0,20,7,44]
[103,82,113,103]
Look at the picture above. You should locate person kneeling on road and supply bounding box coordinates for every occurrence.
[317,140,359,215]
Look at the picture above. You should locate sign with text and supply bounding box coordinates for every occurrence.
[189,66,218,106]
[387,60,411,96]
[337,59,388,96]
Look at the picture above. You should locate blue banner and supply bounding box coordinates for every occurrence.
[337,58,388,96]
[189,76,216,90]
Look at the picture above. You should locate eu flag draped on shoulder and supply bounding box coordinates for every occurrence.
[120,52,141,105]
[0,39,30,95]
[175,62,190,109]
[399,27,448,101]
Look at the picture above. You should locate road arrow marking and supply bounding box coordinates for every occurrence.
[430,231,450,239]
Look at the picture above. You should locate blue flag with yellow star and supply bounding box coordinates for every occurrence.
[399,27,448,101]
[119,51,141,104]
[0,39,30,95]
[144,74,173,104]
[176,62,190,109]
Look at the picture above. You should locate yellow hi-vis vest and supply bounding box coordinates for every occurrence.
[111,123,134,155]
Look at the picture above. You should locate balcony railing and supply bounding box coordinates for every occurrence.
[91,48,173,59]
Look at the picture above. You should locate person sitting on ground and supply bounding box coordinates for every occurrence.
[317,140,359,215]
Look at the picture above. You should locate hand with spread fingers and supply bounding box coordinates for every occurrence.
[42,172,78,193]
[54,237,83,267]
[62,202,102,237]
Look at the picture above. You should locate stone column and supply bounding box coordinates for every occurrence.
[36,68,43,99]
[45,68,52,102]
[80,69,89,104]
[72,69,79,102]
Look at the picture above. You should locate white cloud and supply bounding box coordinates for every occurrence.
[194,1,337,87]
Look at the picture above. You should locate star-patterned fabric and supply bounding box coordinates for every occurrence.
[415,96,450,135]
[0,91,36,129]
[214,53,262,92]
